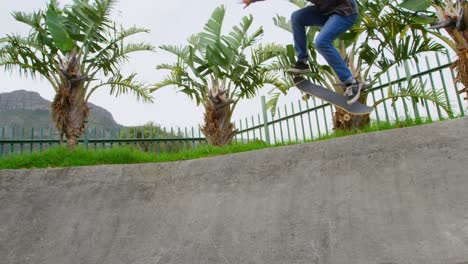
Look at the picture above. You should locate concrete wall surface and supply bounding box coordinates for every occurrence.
[1,118,468,264]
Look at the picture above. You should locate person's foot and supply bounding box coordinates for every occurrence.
[287,59,311,74]
[344,79,364,105]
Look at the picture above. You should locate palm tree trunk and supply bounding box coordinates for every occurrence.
[51,80,89,149]
[333,82,370,130]
[440,4,468,100]
[333,108,370,131]
[51,50,89,149]
[201,88,237,146]
[453,47,468,100]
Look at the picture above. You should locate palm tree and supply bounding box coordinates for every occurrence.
[261,0,450,130]
[0,0,154,149]
[153,5,284,146]
[400,0,468,100]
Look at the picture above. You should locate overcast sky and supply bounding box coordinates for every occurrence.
[0,0,308,128]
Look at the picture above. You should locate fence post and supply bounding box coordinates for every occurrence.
[10,127,14,155]
[39,128,43,153]
[404,60,421,120]
[435,53,454,116]
[30,127,34,154]
[0,127,4,158]
[20,127,24,154]
[261,96,271,144]
[84,129,89,150]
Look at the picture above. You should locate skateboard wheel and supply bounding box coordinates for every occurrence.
[343,114,351,121]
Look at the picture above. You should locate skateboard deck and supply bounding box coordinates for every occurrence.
[294,76,373,115]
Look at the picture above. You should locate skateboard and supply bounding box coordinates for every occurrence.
[293,76,373,115]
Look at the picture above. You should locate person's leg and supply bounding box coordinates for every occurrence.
[315,13,362,104]
[314,13,358,83]
[290,6,328,61]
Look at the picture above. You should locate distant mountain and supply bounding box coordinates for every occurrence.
[0,90,123,130]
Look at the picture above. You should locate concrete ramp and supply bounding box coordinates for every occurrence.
[1,118,468,264]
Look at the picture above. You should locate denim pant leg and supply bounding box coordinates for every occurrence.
[291,6,328,60]
[315,14,358,83]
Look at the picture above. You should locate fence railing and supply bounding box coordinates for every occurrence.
[1,51,467,157]
[0,126,207,157]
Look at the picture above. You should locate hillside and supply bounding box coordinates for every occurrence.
[0,90,123,129]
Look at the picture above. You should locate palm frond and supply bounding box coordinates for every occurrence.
[243,26,263,50]
[222,14,262,53]
[263,73,294,115]
[273,15,292,33]
[155,63,179,71]
[0,35,58,85]
[9,11,52,52]
[152,72,205,105]
[155,5,279,108]
[95,0,118,18]
[117,42,155,61]
[118,26,150,42]
[88,72,153,103]
[223,15,253,51]
[159,44,190,60]
[255,43,287,65]
[46,6,75,52]
[152,75,185,91]
[67,0,117,55]
[374,80,454,118]
[84,26,152,76]
[261,71,289,91]
[266,91,282,116]
[12,11,43,31]
[199,5,225,48]
[158,42,210,90]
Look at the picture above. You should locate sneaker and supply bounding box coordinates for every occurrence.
[287,59,311,74]
[344,79,364,105]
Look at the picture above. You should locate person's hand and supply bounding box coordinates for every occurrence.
[241,0,253,9]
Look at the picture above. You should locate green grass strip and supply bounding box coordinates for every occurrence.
[0,117,449,170]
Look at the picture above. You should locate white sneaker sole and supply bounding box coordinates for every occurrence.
[347,87,361,105]
[287,68,311,75]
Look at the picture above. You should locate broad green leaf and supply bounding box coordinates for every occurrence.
[200,5,225,47]
[286,44,296,63]
[399,0,431,12]
[411,14,436,25]
[45,8,74,52]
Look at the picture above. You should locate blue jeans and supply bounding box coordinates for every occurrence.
[291,6,358,83]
